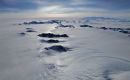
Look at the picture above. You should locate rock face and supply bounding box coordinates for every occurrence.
[45,45,71,52]
[38,33,69,38]
[23,20,61,25]
[26,28,33,29]
[80,25,93,28]
[79,24,130,36]
[40,39,60,43]
[119,30,130,34]
[26,30,36,32]
[100,27,108,30]
[108,28,123,31]
[19,32,26,35]
[58,24,75,28]
[126,28,130,30]
[26,28,36,32]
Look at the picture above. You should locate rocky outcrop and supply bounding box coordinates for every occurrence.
[45,45,71,52]
[26,28,36,32]
[23,20,61,25]
[58,24,75,28]
[19,32,26,35]
[38,33,69,38]
[119,30,130,34]
[40,39,61,43]
[80,25,93,28]
[100,27,108,30]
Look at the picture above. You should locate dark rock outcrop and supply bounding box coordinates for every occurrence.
[58,24,75,28]
[108,28,123,31]
[38,33,69,38]
[26,29,36,32]
[119,30,130,34]
[26,28,32,29]
[23,20,61,25]
[40,39,60,43]
[80,25,93,28]
[19,32,26,35]
[125,28,130,30]
[45,45,71,52]
[100,27,108,30]
[24,21,45,25]
[26,28,36,32]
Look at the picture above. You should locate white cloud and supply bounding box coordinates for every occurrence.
[39,5,61,13]
[1,0,130,18]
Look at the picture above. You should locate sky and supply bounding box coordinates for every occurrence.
[0,0,130,18]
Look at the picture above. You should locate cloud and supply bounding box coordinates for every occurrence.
[1,0,130,12]
[0,0,38,11]
[0,0,130,18]
[84,0,130,10]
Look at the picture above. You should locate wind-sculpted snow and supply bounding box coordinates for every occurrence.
[1,17,130,80]
[38,54,130,80]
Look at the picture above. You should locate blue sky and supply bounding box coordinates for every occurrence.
[0,0,130,18]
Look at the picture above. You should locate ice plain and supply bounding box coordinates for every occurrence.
[0,17,130,80]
